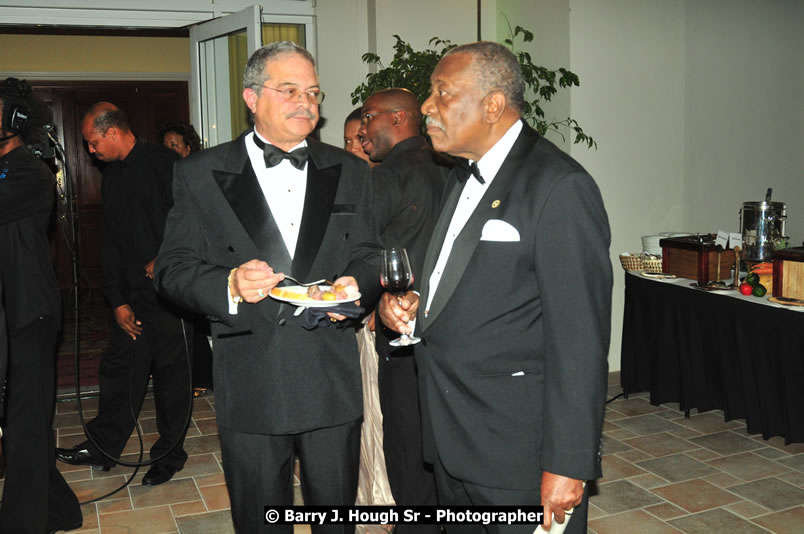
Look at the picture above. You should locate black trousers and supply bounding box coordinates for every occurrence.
[84,289,192,469]
[219,418,362,534]
[0,315,83,533]
[434,456,589,534]
[376,337,439,534]
[191,314,213,390]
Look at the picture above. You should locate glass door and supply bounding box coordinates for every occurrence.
[189,5,262,149]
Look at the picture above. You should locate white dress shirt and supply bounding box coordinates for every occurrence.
[246,130,308,258]
[424,120,523,314]
[228,131,309,313]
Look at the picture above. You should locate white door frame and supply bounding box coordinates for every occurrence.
[189,4,262,146]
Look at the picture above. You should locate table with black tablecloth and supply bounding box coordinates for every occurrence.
[620,271,804,443]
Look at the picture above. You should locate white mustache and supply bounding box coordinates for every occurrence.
[424,116,445,130]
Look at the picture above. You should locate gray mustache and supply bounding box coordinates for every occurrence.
[287,110,316,120]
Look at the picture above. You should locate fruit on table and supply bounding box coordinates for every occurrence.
[748,262,773,293]
[752,284,767,297]
[739,282,754,295]
[745,272,760,286]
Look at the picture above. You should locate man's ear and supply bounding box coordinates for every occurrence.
[483,91,507,124]
[242,87,258,113]
[392,109,405,127]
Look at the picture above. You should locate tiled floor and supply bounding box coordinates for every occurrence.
[589,372,804,533]
[2,371,803,533]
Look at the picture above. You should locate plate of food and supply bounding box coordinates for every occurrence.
[269,284,361,308]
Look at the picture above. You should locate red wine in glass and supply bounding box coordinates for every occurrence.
[380,248,420,346]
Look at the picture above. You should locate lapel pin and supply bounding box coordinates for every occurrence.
[491,200,501,208]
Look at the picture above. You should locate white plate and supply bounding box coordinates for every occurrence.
[268,285,360,308]
[642,272,677,279]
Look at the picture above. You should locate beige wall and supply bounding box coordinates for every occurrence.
[0,34,190,74]
[569,0,803,371]
[315,0,477,146]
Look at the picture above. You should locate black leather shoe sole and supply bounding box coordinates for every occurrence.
[142,464,180,486]
[55,447,112,471]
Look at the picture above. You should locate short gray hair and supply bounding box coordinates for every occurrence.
[444,41,525,114]
[243,41,316,93]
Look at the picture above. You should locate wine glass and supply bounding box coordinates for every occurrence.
[380,248,420,346]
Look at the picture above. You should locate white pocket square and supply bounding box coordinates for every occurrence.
[480,219,520,242]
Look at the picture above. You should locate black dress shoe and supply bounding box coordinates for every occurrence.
[142,463,180,486]
[48,520,83,533]
[55,445,111,471]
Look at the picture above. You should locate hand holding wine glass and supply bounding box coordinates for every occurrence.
[380,248,420,346]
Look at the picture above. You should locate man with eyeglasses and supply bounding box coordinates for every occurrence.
[154,41,381,533]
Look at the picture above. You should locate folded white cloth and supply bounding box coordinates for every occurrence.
[481,219,520,242]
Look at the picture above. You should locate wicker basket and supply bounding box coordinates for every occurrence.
[619,255,643,271]
[642,258,663,272]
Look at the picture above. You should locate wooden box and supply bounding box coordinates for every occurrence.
[772,247,804,302]
[660,234,736,286]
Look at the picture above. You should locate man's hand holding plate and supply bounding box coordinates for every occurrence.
[326,276,359,321]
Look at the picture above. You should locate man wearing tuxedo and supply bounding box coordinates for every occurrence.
[378,42,612,534]
[154,41,380,533]
[358,88,451,532]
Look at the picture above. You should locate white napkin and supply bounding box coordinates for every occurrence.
[481,219,520,242]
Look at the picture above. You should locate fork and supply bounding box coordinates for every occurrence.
[281,274,332,287]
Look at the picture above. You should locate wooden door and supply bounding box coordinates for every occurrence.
[32,80,189,289]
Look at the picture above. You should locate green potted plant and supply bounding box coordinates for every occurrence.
[351,25,595,149]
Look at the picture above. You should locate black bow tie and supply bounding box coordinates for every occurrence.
[253,136,309,170]
[455,158,485,184]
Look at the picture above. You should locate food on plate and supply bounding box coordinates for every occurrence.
[270,283,358,302]
[306,283,355,301]
[270,288,307,300]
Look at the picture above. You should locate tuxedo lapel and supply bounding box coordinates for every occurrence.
[420,126,537,331]
[212,137,292,274]
[291,140,341,281]
[419,171,463,328]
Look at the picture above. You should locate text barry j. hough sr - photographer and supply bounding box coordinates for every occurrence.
[264,506,545,525]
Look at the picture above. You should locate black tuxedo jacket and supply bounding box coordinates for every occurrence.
[154,133,380,434]
[415,123,612,490]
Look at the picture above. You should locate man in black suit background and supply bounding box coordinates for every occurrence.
[358,88,450,531]
[56,102,192,487]
[379,42,612,534]
[154,41,380,533]
[0,77,83,532]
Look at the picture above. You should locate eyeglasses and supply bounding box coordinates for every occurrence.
[360,109,400,125]
[254,84,326,105]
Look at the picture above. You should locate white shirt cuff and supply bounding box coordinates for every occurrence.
[227,286,239,315]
